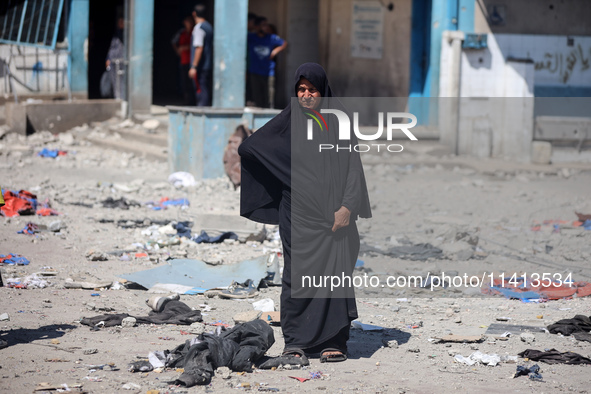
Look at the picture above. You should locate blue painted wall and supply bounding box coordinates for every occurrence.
[67,0,89,93]
[129,0,154,115]
[168,108,279,179]
[409,0,476,124]
[213,0,248,108]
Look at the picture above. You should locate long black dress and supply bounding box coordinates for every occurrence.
[238,63,371,353]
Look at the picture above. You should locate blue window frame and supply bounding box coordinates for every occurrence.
[0,0,65,50]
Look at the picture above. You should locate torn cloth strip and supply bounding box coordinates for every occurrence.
[518,348,591,365]
[80,300,202,327]
[164,319,275,387]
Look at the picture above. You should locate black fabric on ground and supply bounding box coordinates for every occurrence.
[514,364,543,380]
[547,315,591,336]
[573,332,591,343]
[101,197,140,210]
[80,300,202,327]
[164,319,275,387]
[387,243,443,261]
[238,63,371,354]
[518,348,591,365]
[257,354,309,369]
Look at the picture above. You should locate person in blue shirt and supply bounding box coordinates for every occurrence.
[247,17,287,108]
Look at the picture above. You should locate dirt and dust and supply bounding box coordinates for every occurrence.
[1,120,590,393]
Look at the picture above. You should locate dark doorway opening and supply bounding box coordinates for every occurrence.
[152,0,214,106]
[88,0,124,99]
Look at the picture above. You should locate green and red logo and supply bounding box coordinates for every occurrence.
[304,109,328,132]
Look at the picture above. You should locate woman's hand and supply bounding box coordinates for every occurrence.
[332,206,351,232]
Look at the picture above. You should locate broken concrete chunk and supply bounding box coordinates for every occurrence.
[121,317,137,328]
[382,339,399,348]
[233,310,262,324]
[520,332,536,344]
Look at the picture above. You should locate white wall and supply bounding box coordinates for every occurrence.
[0,45,69,96]
[495,34,591,89]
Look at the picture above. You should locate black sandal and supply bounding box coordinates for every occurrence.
[258,348,310,369]
[320,348,347,363]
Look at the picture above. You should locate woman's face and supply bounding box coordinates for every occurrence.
[297,78,321,110]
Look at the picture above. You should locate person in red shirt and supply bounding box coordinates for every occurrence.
[172,16,196,105]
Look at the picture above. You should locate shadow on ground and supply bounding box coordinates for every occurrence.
[347,328,411,359]
[0,324,77,348]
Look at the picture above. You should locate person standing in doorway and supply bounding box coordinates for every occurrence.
[247,16,287,108]
[105,16,126,100]
[188,4,213,106]
[172,16,196,105]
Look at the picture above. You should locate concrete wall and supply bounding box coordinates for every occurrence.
[495,34,591,97]
[6,99,121,135]
[319,0,411,98]
[439,32,536,161]
[0,45,69,96]
[168,107,280,179]
[475,0,591,36]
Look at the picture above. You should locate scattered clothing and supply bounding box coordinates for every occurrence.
[0,254,30,265]
[573,332,591,343]
[1,190,37,217]
[101,197,140,210]
[38,148,67,158]
[161,319,274,386]
[192,230,238,244]
[5,273,49,289]
[548,315,591,342]
[174,221,193,238]
[518,348,591,365]
[80,300,202,328]
[36,207,59,216]
[17,222,39,235]
[514,364,543,381]
[148,197,190,210]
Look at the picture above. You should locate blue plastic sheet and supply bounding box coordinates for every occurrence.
[119,256,268,294]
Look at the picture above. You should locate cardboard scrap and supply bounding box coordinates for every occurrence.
[260,311,281,325]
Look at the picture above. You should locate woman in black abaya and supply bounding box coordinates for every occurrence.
[238,63,371,363]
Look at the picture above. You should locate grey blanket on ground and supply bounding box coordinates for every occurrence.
[80,300,202,327]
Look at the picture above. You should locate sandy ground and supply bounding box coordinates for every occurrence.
[1,123,591,393]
